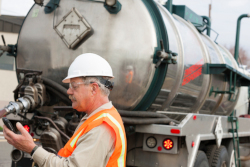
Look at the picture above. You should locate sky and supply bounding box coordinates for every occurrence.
[172,0,250,57]
[1,0,250,56]
[1,0,34,16]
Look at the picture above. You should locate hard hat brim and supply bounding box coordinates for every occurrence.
[62,74,114,83]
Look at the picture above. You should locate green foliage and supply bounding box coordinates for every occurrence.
[0,126,3,131]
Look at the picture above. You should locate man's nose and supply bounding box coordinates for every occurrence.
[67,87,73,95]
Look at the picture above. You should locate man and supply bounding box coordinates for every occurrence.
[3,53,127,167]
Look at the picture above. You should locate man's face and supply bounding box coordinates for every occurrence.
[67,77,93,112]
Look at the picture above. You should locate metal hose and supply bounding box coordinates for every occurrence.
[121,117,179,125]
[45,86,71,105]
[34,116,70,141]
[118,110,169,118]
[42,77,68,97]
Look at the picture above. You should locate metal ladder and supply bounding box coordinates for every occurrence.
[228,111,241,167]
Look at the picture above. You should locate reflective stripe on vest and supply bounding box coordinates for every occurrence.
[58,107,126,167]
[70,129,84,148]
[94,113,126,167]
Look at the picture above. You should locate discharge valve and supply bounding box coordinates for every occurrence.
[0,74,46,118]
[0,97,33,118]
[155,40,178,68]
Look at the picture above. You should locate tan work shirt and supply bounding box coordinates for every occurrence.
[33,102,115,167]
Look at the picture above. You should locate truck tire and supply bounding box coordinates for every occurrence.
[193,151,209,167]
[205,145,229,167]
[205,145,217,165]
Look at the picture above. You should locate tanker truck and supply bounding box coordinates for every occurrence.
[0,0,250,166]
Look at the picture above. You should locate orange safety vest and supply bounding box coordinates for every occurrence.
[58,107,127,167]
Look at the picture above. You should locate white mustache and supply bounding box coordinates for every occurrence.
[69,95,76,101]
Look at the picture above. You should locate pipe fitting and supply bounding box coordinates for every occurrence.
[0,96,34,118]
[104,0,122,14]
[157,51,170,60]
[105,0,117,6]
[17,97,31,112]
[11,149,24,162]
[0,45,11,52]
[23,95,36,110]
[234,13,250,63]
[9,101,23,115]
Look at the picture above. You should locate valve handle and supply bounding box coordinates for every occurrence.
[160,40,164,52]
[155,57,164,68]
[155,40,165,68]
[1,35,6,46]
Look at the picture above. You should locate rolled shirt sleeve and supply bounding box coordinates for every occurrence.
[32,123,115,167]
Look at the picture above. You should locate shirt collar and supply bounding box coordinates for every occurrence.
[81,101,113,121]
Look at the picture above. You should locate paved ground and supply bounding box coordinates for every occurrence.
[0,133,12,167]
[0,118,12,167]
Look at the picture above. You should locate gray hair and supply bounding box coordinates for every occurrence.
[81,76,111,96]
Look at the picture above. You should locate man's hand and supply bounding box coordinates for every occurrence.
[3,122,36,154]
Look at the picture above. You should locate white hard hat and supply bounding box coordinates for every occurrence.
[62,53,114,83]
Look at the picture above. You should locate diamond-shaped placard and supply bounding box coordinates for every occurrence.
[54,7,92,49]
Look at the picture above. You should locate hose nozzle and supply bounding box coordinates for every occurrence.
[0,97,32,118]
[0,108,9,118]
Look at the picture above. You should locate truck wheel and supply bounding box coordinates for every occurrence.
[205,145,229,167]
[193,151,209,167]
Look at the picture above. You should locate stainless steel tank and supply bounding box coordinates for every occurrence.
[16,0,239,115]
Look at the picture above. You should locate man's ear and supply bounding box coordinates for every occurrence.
[91,83,99,95]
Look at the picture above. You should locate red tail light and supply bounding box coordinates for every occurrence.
[163,138,174,150]
[23,125,30,133]
[170,129,180,134]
